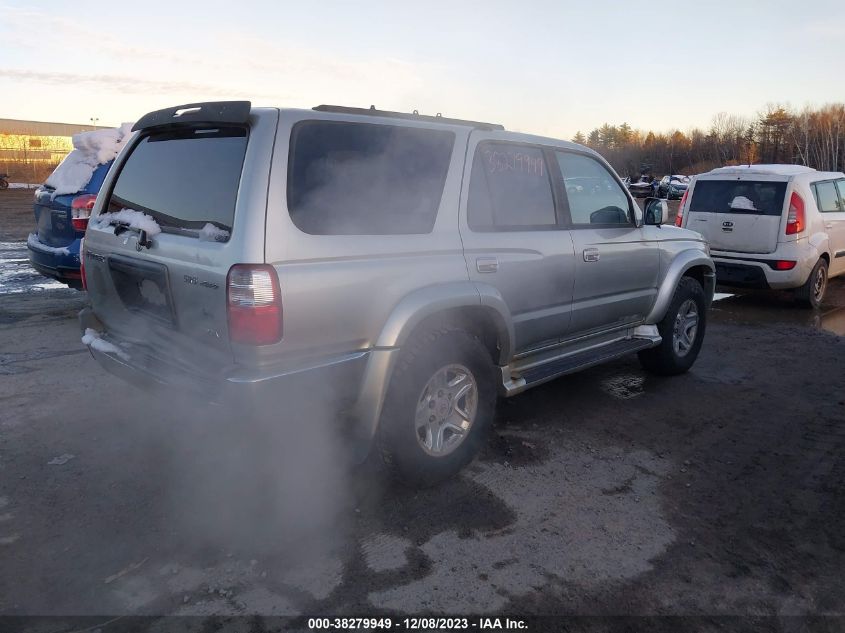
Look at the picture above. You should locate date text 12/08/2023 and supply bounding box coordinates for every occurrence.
[306,617,529,630]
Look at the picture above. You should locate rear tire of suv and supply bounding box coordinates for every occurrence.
[377,329,496,488]
[638,276,707,376]
[795,258,828,309]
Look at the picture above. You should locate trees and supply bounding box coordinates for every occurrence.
[576,102,845,177]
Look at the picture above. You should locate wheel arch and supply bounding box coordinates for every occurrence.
[374,281,514,364]
[351,283,513,460]
[646,251,715,323]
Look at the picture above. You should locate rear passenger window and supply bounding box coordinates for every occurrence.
[556,152,631,225]
[287,121,454,235]
[814,181,843,213]
[467,143,556,231]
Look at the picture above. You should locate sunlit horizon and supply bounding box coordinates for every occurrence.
[2,0,844,140]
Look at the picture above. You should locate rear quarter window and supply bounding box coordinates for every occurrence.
[813,181,843,213]
[287,121,454,235]
[688,180,787,216]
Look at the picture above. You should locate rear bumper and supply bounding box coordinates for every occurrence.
[27,234,81,285]
[79,308,391,458]
[712,244,816,290]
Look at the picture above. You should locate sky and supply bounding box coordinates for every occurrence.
[1,0,844,139]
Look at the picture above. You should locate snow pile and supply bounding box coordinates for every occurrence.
[81,328,129,360]
[9,183,39,189]
[198,223,230,242]
[45,123,135,197]
[27,233,70,256]
[93,208,161,235]
[729,196,757,211]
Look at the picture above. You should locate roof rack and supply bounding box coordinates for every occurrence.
[312,105,504,131]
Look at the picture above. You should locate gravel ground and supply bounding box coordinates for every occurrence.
[1,189,843,628]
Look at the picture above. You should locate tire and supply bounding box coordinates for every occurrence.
[794,258,828,309]
[377,328,496,487]
[0,179,8,190]
[638,276,707,376]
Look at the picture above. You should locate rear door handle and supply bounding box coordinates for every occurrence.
[825,223,834,229]
[583,248,600,262]
[476,257,499,273]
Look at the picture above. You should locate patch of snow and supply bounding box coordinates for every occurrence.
[26,233,71,256]
[93,208,161,236]
[198,223,230,242]
[44,123,134,197]
[81,328,129,360]
[729,196,757,211]
[8,183,39,189]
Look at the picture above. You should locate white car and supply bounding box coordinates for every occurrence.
[675,164,845,308]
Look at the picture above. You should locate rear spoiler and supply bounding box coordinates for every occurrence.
[132,101,251,132]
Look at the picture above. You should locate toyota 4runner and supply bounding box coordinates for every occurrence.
[80,101,715,486]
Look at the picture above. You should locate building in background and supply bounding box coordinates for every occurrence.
[0,118,108,185]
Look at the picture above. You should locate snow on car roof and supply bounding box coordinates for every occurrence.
[706,164,816,176]
[44,123,134,197]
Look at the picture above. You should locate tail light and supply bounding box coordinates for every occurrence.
[80,237,87,290]
[71,194,97,232]
[786,192,805,235]
[227,264,282,345]
[675,189,689,227]
[772,260,796,270]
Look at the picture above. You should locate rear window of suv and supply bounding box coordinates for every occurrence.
[287,121,454,235]
[107,127,248,235]
[688,180,787,216]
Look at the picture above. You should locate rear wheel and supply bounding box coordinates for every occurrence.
[638,276,707,376]
[795,258,828,309]
[377,329,496,487]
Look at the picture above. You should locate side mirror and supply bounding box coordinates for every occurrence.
[644,197,669,226]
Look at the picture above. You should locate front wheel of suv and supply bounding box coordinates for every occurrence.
[795,258,828,309]
[377,329,496,488]
[638,276,707,376]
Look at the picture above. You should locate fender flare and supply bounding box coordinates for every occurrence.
[645,251,715,323]
[374,281,514,362]
[350,282,514,460]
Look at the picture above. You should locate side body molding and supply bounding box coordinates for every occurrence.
[645,250,715,324]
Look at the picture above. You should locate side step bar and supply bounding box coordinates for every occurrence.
[502,337,658,396]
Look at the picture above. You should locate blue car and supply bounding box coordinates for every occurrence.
[28,161,112,289]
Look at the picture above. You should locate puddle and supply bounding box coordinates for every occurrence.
[711,288,845,337]
[0,241,75,295]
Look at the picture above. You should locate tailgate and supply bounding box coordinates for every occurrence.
[83,103,274,380]
[34,163,113,247]
[685,177,788,254]
[34,189,75,247]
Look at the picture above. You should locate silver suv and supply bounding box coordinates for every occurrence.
[80,101,715,486]
[676,165,845,308]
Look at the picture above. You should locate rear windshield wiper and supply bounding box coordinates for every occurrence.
[111,222,154,250]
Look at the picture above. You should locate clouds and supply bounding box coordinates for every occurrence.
[0,68,262,99]
[0,3,434,124]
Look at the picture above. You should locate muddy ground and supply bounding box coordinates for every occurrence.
[1,189,844,629]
